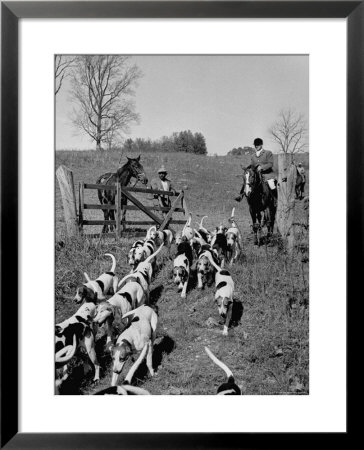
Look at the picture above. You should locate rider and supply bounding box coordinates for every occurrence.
[235,137,277,205]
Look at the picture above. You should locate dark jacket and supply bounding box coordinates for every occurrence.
[250,149,276,180]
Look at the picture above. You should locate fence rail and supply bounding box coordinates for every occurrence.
[79,181,187,241]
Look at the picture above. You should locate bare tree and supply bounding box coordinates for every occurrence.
[70,55,141,151]
[55,55,77,95]
[269,109,308,154]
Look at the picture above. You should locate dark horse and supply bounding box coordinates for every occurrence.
[236,167,277,246]
[97,156,148,233]
[295,167,306,200]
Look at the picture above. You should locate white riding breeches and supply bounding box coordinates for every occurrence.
[267,178,276,190]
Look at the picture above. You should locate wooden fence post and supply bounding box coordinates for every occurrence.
[56,165,79,238]
[116,182,121,242]
[276,153,297,253]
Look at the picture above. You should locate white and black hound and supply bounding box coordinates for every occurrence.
[205,347,241,395]
[195,244,219,290]
[210,226,228,268]
[195,215,212,244]
[110,305,158,386]
[74,253,118,304]
[118,243,164,302]
[128,239,145,271]
[205,252,235,336]
[128,239,156,272]
[226,207,242,265]
[55,301,100,393]
[94,344,151,394]
[93,280,146,347]
[173,241,194,298]
[147,225,174,255]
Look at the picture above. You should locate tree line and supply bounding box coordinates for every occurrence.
[121,131,207,155]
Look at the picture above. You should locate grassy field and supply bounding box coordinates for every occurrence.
[55,150,309,395]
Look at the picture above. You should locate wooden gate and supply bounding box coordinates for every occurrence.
[78,182,188,240]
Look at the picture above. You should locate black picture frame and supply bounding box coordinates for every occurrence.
[1,1,358,448]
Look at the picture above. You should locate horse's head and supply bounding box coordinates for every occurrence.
[118,155,148,185]
[242,166,260,198]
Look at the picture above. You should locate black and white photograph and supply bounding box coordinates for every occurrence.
[55,54,309,396]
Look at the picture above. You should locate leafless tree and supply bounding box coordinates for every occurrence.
[269,109,308,154]
[55,55,77,95]
[70,55,141,151]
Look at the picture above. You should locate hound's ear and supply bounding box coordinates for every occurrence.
[136,155,140,161]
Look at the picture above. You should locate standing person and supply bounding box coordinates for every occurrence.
[297,162,306,182]
[235,137,277,205]
[151,166,176,218]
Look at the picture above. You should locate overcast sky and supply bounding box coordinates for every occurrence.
[55,55,308,155]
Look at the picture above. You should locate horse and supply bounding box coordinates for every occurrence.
[295,167,306,200]
[237,166,277,246]
[96,156,148,233]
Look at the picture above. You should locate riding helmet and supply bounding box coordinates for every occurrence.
[254,138,263,146]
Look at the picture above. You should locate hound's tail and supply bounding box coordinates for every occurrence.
[183,213,192,234]
[94,385,150,395]
[122,385,151,395]
[144,243,164,264]
[55,334,77,366]
[196,215,208,229]
[84,272,91,282]
[205,347,234,382]
[204,249,221,272]
[231,208,235,218]
[105,253,117,274]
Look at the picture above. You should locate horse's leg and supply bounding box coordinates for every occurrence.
[256,211,263,246]
[101,203,109,234]
[301,182,305,199]
[251,208,259,245]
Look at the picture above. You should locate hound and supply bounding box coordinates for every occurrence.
[182,213,194,242]
[74,253,118,304]
[118,244,165,302]
[196,245,218,290]
[148,226,174,254]
[195,215,212,244]
[110,305,158,386]
[226,207,242,265]
[93,281,146,347]
[128,239,145,271]
[95,345,151,395]
[129,239,156,272]
[55,301,100,393]
[210,226,228,268]
[205,347,241,395]
[205,252,235,336]
[173,241,193,298]
[94,385,150,395]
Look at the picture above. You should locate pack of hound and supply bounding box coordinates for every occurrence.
[56,208,244,394]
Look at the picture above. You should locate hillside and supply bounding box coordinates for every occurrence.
[55,150,309,395]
